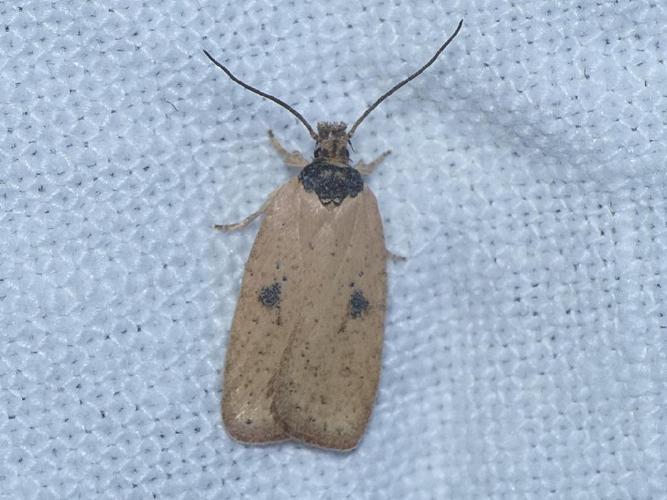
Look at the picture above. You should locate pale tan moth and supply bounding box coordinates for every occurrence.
[205,20,463,451]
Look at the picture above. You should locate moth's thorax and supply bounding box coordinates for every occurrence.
[298,162,363,206]
[313,121,350,167]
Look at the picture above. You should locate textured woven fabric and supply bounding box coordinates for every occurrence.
[1,1,665,498]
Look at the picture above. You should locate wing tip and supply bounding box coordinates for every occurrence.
[222,400,289,444]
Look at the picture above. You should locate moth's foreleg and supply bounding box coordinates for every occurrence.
[354,150,391,176]
[268,129,309,169]
[214,212,263,232]
[214,186,281,232]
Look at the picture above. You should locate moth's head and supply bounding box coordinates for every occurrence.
[314,122,350,166]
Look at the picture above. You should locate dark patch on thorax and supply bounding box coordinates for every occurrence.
[349,289,369,319]
[298,162,363,205]
[258,282,281,308]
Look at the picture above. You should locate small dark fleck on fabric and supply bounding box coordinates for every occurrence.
[350,289,369,318]
[259,282,281,307]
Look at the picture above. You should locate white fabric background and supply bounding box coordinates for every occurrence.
[1,1,665,498]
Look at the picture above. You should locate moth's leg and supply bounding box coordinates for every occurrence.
[386,248,406,262]
[268,129,309,169]
[214,186,281,232]
[354,150,391,176]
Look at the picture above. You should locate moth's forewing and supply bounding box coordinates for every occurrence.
[221,179,304,443]
[271,188,387,450]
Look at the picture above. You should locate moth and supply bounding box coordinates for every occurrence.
[205,20,463,451]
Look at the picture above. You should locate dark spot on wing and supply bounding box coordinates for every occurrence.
[258,282,281,308]
[349,289,369,319]
[298,162,363,205]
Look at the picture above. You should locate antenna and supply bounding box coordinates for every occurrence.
[203,50,318,140]
[348,19,463,138]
